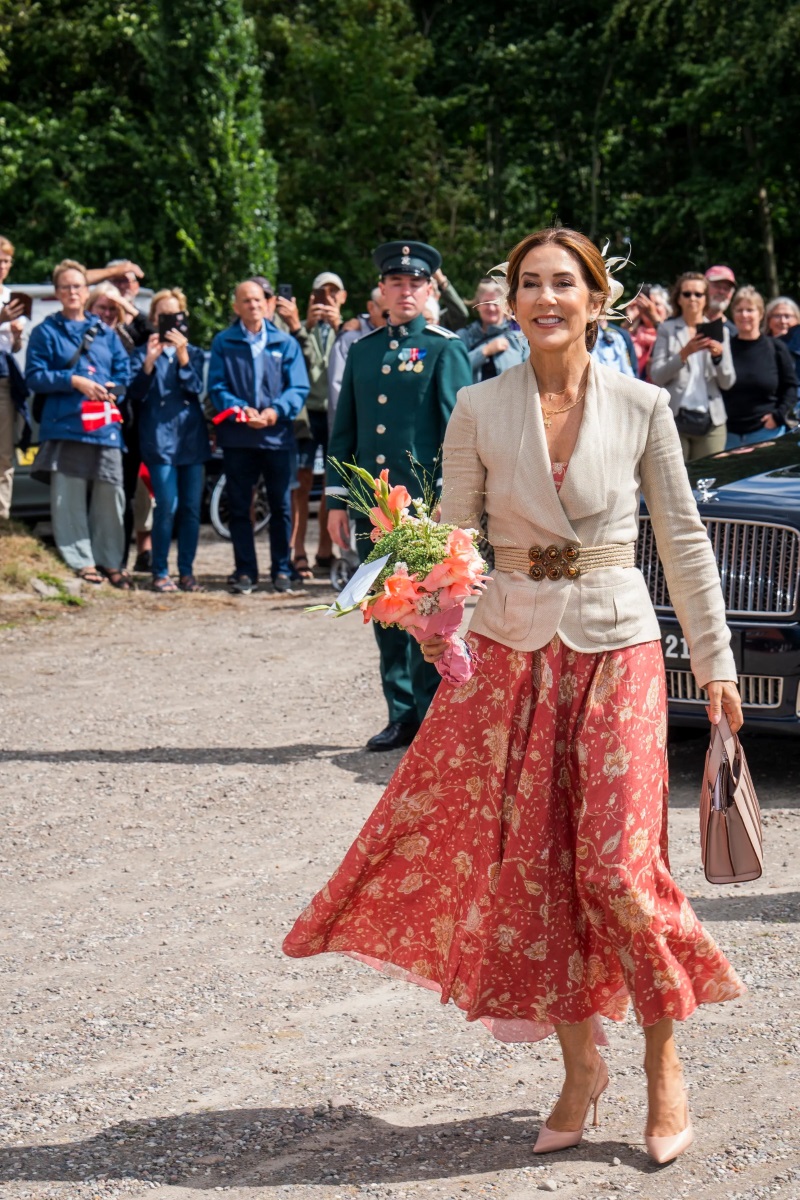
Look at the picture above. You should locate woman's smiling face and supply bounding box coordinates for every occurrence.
[513,244,602,352]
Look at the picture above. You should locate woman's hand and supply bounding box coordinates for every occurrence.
[71,374,113,403]
[761,413,779,430]
[706,680,743,733]
[143,332,163,374]
[164,326,190,366]
[680,334,713,362]
[420,635,448,664]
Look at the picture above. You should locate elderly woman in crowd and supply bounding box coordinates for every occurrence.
[25,259,131,586]
[127,288,209,592]
[457,278,528,382]
[765,295,800,339]
[86,282,138,353]
[721,286,797,448]
[650,271,735,462]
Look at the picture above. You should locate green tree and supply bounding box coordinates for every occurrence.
[144,0,278,337]
[252,0,446,306]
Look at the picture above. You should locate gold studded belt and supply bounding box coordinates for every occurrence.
[493,542,636,581]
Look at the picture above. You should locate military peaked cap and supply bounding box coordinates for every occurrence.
[372,240,442,279]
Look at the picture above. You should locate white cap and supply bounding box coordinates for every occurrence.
[312,271,344,290]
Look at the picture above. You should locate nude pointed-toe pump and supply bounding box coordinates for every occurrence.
[533,1058,609,1154]
[644,1098,694,1164]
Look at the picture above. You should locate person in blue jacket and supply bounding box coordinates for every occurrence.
[209,279,309,594]
[127,288,210,593]
[457,278,529,382]
[25,259,131,586]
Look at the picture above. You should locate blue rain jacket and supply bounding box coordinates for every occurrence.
[25,313,131,447]
[208,319,309,450]
[127,344,211,467]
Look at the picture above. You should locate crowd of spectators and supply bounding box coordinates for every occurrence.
[1,234,799,587]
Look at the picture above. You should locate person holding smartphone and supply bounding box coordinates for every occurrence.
[275,271,345,578]
[650,272,735,462]
[126,289,210,592]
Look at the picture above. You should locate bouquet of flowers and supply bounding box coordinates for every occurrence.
[310,462,488,685]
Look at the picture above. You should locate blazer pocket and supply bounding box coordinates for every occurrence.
[580,578,643,644]
[500,574,537,642]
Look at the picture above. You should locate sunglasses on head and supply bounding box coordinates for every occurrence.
[681,290,706,299]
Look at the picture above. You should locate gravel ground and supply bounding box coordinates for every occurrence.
[1,526,799,1200]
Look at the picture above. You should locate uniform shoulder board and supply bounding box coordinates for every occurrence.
[427,324,460,339]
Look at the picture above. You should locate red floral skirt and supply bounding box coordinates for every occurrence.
[283,633,744,1042]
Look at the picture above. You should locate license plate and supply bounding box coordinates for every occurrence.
[661,629,742,671]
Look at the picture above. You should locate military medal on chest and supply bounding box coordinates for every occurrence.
[397,347,427,374]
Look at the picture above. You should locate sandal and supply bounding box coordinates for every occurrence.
[292,555,314,580]
[178,575,204,593]
[97,566,133,590]
[152,575,178,593]
[76,566,104,586]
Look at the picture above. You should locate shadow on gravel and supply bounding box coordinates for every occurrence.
[691,891,800,922]
[0,1104,658,1188]
[0,743,356,766]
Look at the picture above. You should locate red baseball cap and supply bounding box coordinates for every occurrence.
[705,265,736,284]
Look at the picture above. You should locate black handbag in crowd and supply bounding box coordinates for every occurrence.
[675,407,713,437]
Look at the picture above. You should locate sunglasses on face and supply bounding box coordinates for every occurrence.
[681,290,706,299]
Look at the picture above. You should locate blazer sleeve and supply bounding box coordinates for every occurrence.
[648,324,684,387]
[440,386,487,530]
[639,388,737,687]
[711,327,735,390]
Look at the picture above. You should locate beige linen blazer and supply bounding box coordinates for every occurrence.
[440,359,737,687]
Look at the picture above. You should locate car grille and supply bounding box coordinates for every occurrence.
[667,670,784,709]
[637,517,800,617]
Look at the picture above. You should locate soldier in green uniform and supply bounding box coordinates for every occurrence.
[327,241,472,751]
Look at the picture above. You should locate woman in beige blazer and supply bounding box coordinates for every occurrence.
[284,228,744,1166]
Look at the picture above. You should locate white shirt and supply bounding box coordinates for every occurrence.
[681,348,711,412]
[0,284,13,355]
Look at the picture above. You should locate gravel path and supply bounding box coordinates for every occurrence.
[1,529,799,1200]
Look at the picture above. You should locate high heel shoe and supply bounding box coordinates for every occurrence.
[533,1058,609,1154]
[644,1097,694,1164]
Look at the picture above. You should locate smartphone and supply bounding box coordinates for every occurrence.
[312,287,328,306]
[8,291,33,319]
[277,283,293,301]
[696,317,724,342]
[158,311,190,343]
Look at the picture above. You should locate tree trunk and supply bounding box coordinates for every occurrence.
[743,125,780,296]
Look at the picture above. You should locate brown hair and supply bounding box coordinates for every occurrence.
[505,227,608,350]
[0,236,14,258]
[149,287,188,321]
[732,284,765,318]
[52,258,87,288]
[669,272,708,317]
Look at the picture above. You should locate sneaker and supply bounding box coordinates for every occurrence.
[227,573,255,595]
[273,572,303,594]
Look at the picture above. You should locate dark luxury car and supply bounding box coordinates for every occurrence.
[639,433,800,734]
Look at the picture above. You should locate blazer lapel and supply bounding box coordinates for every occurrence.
[556,358,609,523]
[512,361,580,544]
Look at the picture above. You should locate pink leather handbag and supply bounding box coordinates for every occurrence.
[699,713,763,885]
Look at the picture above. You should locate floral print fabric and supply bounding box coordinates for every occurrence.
[284,633,744,1043]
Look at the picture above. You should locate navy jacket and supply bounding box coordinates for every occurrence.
[25,313,131,447]
[208,319,309,450]
[127,344,211,467]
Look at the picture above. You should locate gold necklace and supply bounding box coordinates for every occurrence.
[541,381,587,428]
